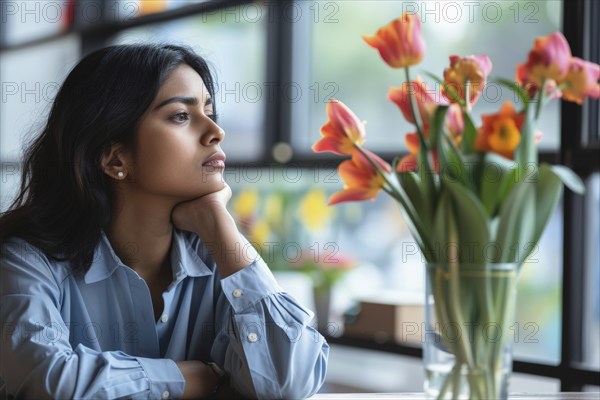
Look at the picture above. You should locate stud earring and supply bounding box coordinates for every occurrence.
[117,171,125,179]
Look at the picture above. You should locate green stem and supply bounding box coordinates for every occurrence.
[354,144,434,259]
[534,78,547,121]
[450,363,463,400]
[464,79,471,114]
[404,67,434,172]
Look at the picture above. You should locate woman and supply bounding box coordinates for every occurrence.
[0,44,328,399]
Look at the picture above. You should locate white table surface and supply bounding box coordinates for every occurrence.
[309,393,600,399]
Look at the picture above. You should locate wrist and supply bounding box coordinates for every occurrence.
[206,362,226,398]
[191,206,233,238]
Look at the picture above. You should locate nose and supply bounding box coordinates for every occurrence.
[200,116,225,146]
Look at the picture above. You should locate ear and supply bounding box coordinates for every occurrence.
[100,143,131,181]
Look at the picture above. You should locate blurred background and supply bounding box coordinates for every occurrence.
[1,0,598,393]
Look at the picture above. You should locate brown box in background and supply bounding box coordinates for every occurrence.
[343,294,424,346]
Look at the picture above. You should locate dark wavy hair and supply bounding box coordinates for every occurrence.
[0,43,216,274]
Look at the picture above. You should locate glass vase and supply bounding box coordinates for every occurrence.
[423,263,519,400]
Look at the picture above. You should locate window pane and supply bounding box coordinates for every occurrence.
[292,0,562,154]
[111,7,266,161]
[583,173,600,369]
[1,1,70,46]
[513,200,562,364]
[0,35,80,162]
[0,162,20,212]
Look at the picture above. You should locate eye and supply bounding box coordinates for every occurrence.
[207,113,218,122]
[170,112,189,124]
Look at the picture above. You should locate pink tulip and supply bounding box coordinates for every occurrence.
[516,32,572,86]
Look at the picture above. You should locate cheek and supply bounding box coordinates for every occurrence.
[134,132,196,184]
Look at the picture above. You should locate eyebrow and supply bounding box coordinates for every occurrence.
[153,96,212,110]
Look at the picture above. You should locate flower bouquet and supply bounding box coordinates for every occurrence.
[312,12,598,400]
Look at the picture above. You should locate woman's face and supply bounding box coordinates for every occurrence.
[129,64,226,201]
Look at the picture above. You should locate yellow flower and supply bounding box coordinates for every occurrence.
[264,193,284,226]
[250,220,271,251]
[232,190,259,220]
[299,190,334,232]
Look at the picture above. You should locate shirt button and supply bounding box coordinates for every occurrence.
[160,314,169,323]
[232,289,243,298]
[247,332,258,343]
[162,390,170,399]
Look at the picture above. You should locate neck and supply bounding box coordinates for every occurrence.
[106,191,176,279]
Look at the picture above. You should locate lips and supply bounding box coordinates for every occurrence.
[202,152,226,168]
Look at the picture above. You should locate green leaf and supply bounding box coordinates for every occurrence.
[550,165,585,194]
[479,152,518,217]
[460,111,478,155]
[440,134,470,189]
[495,179,536,264]
[498,167,521,205]
[514,106,537,168]
[463,153,483,192]
[528,164,564,259]
[397,171,430,232]
[432,191,454,263]
[442,177,490,263]
[494,77,530,111]
[429,105,449,148]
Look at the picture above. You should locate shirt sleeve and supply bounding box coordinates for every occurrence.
[0,240,185,400]
[212,256,329,399]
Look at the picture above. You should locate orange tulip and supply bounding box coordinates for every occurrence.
[443,55,492,106]
[363,13,426,69]
[397,132,420,172]
[516,32,572,87]
[329,149,391,205]
[312,100,366,156]
[475,102,525,159]
[561,57,600,104]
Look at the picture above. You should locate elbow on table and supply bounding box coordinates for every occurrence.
[267,348,329,400]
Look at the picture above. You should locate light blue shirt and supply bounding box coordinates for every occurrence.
[0,230,329,399]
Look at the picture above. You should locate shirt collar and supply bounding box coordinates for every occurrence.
[84,229,213,284]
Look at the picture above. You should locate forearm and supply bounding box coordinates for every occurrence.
[176,361,218,399]
[194,208,257,278]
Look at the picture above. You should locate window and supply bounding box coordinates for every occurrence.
[0,35,80,210]
[1,0,598,391]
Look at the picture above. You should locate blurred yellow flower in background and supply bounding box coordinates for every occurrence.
[232,189,259,221]
[249,220,271,252]
[299,190,335,232]
[264,193,284,226]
